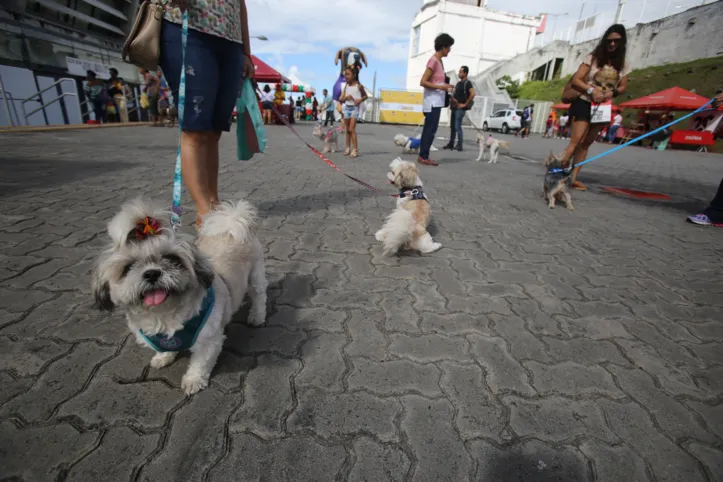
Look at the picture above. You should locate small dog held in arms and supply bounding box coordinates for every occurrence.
[543,151,574,210]
[476,134,510,163]
[375,158,441,256]
[313,120,340,153]
[92,198,268,395]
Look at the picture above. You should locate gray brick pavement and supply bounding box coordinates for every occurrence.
[0,123,722,481]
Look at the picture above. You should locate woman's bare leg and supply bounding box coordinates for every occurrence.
[207,131,222,206]
[181,131,214,224]
[571,125,604,184]
[349,118,358,150]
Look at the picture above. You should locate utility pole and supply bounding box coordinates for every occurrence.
[614,0,627,23]
[371,70,377,123]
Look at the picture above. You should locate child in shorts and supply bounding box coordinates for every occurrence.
[340,66,368,158]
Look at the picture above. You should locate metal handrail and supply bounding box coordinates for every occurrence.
[0,73,15,127]
[21,78,82,125]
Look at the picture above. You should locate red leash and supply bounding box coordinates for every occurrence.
[266,99,395,196]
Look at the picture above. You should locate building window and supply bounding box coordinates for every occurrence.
[412,25,421,56]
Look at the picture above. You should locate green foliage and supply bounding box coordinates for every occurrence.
[495,75,520,99]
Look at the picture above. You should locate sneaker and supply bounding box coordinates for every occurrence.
[686,213,722,226]
[442,143,454,150]
[417,157,439,166]
[453,145,463,151]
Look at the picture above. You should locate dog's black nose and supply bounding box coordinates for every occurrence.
[143,269,162,283]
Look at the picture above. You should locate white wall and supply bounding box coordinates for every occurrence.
[406,0,541,90]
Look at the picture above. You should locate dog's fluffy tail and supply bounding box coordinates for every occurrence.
[381,208,416,256]
[199,200,257,244]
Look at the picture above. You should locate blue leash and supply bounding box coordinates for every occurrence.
[552,98,715,173]
[170,11,188,228]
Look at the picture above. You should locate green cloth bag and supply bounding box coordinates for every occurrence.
[236,78,267,161]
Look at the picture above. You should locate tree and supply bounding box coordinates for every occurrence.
[496,75,520,99]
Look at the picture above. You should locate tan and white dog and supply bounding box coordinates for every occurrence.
[375,158,441,256]
[476,134,510,163]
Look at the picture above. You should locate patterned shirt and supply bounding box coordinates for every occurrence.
[164,0,244,44]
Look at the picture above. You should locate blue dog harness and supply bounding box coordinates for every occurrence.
[139,287,215,352]
[399,186,427,202]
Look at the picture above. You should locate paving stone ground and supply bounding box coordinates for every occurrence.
[0,122,722,482]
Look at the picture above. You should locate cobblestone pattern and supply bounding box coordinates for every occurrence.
[0,125,722,481]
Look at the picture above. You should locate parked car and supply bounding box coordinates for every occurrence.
[483,109,523,134]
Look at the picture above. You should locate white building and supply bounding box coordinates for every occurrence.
[406,0,543,90]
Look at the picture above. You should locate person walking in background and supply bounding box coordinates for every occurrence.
[312,96,319,121]
[443,65,475,152]
[418,33,455,166]
[108,68,129,123]
[161,0,254,228]
[340,66,368,158]
[560,24,630,191]
[607,111,623,143]
[543,115,554,138]
[140,68,161,126]
[688,91,723,226]
[322,88,334,127]
[259,84,274,125]
[518,104,534,138]
[558,112,569,139]
[84,70,108,124]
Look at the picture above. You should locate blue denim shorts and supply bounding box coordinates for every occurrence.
[159,20,244,132]
[342,104,359,120]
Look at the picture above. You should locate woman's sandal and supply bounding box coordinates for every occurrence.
[349,149,358,158]
[571,181,588,191]
[343,147,351,156]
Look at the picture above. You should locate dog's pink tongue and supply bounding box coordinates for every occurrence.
[143,289,168,307]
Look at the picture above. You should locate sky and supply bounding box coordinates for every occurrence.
[245,0,714,98]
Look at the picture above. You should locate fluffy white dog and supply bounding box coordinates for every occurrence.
[394,133,438,154]
[92,198,267,395]
[375,157,441,256]
[476,134,510,163]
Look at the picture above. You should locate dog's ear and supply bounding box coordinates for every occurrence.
[334,49,343,65]
[398,165,419,188]
[193,255,215,290]
[93,280,115,312]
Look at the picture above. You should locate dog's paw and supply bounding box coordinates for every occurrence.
[548,204,555,209]
[421,242,442,254]
[567,205,575,211]
[150,352,177,369]
[181,373,209,396]
[247,310,267,326]
[375,230,386,242]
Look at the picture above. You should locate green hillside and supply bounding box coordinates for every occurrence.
[516,55,723,102]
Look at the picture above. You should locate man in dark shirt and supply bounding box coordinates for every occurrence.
[443,66,475,151]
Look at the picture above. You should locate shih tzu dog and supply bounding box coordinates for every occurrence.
[375,157,441,256]
[476,134,510,163]
[543,151,574,210]
[312,120,340,154]
[92,198,268,395]
[394,133,437,154]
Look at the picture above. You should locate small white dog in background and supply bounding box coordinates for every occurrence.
[313,120,340,153]
[394,133,438,154]
[92,198,268,395]
[375,157,441,256]
[476,134,510,163]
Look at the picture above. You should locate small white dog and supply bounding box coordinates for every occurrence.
[394,133,438,154]
[312,120,340,153]
[375,157,441,256]
[92,198,268,395]
[476,134,510,163]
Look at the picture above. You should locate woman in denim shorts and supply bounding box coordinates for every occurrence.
[161,0,253,227]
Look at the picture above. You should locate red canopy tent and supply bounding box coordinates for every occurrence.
[251,55,291,84]
[619,87,710,111]
[551,102,621,113]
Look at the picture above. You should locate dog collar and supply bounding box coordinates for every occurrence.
[139,287,215,352]
[399,186,427,202]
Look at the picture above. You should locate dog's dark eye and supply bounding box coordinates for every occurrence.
[163,254,184,268]
[121,262,133,278]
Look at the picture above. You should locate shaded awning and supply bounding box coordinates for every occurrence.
[251,55,291,84]
[619,87,711,111]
